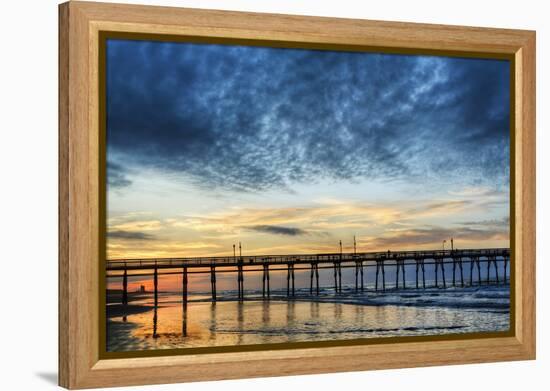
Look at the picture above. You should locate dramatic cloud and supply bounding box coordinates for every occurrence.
[107,230,156,240]
[457,217,509,228]
[106,40,510,193]
[105,40,511,262]
[365,225,508,250]
[107,161,132,189]
[248,225,309,236]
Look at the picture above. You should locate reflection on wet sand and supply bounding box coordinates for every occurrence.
[107,285,510,352]
[153,306,158,339]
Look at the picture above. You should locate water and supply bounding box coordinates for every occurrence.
[106,284,510,352]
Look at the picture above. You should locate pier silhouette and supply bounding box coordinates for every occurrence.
[108,247,510,306]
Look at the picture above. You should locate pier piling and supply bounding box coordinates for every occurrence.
[459,257,464,287]
[503,256,508,283]
[182,267,188,336]
[415,259,426,289]
[395,259,405,289]
[470,257,482,285]
[333,262,338,292]
[441,258,446,288]
[360,261,364,291]
[210,266,217,302]
[291,263,295,296]
[122,268,128,306]
[267,265,270,297]
[122,268,128,322]
[487,256,499,284]
[262,264,270,298]
[315,263,320,295]
[421,260,426,289]
[237,262,244,301]
[154,266,158,308]
[477,258,481,284]
[355,261,359,292]
[452,258,457,287]
[415,260,420,289]
[435,258,447,288]
[310,263,315,294]
[434,258,439,288]
[287,263,291,296]
[382,262,386,291]
[153,266,159,338]
[338,262,342,292]
[375,260,386,291]
[395,261,399,289]
[402,260,406,288]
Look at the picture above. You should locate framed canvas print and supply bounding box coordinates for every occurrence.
[58,1,536,389]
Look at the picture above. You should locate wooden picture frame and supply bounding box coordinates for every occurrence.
[59,1,536,388]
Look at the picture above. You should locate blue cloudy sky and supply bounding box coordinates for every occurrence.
[106,38,510,263]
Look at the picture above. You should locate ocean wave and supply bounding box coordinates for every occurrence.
[212,324,467,336]
[129,284,510,312]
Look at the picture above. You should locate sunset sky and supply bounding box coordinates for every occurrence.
[106,39,510,268]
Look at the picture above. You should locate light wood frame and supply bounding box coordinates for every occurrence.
[59,1,536,388]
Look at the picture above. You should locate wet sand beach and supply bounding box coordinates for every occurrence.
[107,285,510,352]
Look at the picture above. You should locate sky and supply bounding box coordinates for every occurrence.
[105,38,510,290]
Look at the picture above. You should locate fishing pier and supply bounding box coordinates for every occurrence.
[108,247,510,304]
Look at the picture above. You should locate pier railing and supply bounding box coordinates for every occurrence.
[107,247,509,270]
